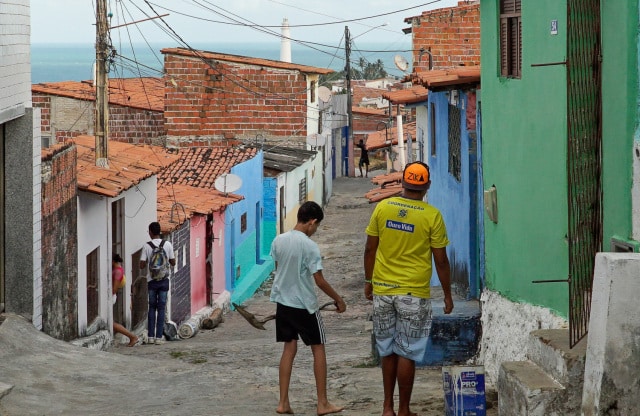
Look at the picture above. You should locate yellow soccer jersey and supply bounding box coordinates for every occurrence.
[365,196,449,298]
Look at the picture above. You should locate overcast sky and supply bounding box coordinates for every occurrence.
[31,0,459,48]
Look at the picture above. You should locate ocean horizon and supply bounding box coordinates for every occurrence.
[31,41,413,84]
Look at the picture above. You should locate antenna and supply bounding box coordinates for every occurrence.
[318,86,332,103]
[214,173,243,195]
[394,55,409,72]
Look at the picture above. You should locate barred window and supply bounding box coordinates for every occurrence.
[448,103,461,182]
[500,0,522,78]
[298,175,307,203]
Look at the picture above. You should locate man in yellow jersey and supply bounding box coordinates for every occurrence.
[364,161,453,416]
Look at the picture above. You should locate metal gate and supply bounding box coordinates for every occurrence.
[566,0,603,347]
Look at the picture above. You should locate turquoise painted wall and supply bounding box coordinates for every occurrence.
[481,0,569,315]
[601,1,637,245]
[262,177,277,257]
[225,151,275,305]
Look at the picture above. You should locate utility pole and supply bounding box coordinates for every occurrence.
[95,0,109,167]
[344,26,353,177]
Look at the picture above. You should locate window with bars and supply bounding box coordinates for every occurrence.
[500,0,522,78]
[430,103,437,157]
[448,103,461,182]
[298,176,308,203]
[241,213,247,233]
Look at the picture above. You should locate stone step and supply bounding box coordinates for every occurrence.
[0,381,14,400]
[498,360,564,416]
[527,329,587,385]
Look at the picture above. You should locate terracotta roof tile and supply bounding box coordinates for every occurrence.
[159,146,257,188]
[366,121,417,150]
[382,85,428,104]
[410,66,481,90]
[74,135,179,197]
[157,183,242,233]
[32,78,164,111]
[161,48,334,75]
[41,141,74,161]
[365,172,403,203]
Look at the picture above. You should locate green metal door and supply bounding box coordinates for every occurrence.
[566,0,603,347]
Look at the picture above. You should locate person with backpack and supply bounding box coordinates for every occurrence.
[139,221,176,345]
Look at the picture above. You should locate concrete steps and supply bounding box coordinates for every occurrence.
[498,329,587,416]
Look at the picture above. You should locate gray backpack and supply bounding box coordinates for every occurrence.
[147,240,169,280]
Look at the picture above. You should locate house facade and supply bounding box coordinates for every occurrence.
[74,136,178,337]
[479,0,639,386]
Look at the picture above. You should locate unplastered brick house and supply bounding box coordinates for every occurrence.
[160,48,334,148]
[404,1,481,72]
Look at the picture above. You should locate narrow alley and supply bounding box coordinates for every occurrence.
[0,174,496,416]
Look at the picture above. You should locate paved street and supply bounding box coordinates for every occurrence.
[0,173,497,416]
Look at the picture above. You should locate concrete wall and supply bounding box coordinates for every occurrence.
[4,109,42,328]
[426,90,479,298]
[582,253,640,415]
[168,220,190,324]
[190,214,207,314]
[480,0,569,316]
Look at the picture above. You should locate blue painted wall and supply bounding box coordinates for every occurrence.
[226,151,275,305]
[426,90,480,299]
[262,177,277,257]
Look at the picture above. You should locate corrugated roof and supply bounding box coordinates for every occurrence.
[161,48,334,75]
[263,147,316,173]
[159,146,257,188]
[157,183,242,233]
[382,85,429,104]
[366,121,417,151]
[74,135,179,197]
[32,78,164,112]
[410,66,481,90]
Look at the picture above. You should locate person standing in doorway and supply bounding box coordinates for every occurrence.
[112,253,139,347]
[357,139,370,178]
[270,201,347,415]
[364,161,454,416]
[139,221,176,345]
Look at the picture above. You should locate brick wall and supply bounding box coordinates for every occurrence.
[41,143,78,340]
[32,93,164,145]
[408,1,480,71]
[164,54,308,140]
[169,221,191,324]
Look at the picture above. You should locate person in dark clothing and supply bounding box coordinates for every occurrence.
[357,139,370,178]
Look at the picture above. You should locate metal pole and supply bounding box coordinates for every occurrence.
[95,0,109,167]
[345,26,352,177]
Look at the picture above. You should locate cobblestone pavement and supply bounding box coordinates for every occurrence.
[0,173,497,416]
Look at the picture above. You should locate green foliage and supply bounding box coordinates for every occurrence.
[319,57,389,90]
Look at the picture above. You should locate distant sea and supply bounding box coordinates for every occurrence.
[31,41,412,84]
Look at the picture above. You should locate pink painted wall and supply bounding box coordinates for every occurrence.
[211,211,227,301]
[190,214,208,313]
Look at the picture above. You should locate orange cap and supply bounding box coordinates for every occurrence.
[402,162,430,191]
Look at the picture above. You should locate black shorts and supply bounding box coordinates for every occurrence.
[275,303,326,345]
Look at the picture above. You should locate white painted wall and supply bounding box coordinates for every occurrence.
[0,0,31,119]
[77,176,157,334]
[582,253,640,415]
[478,290,568,384]
[307,74,320,136]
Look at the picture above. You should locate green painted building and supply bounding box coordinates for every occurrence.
[479,0,639,381]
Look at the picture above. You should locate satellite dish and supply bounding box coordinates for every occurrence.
[394,55,409,72]
[306,133,326,147]
[214,173,243,195]
[318,86,332,103]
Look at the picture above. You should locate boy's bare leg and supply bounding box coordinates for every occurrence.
[396,356,417,416]
[381,354,398,416]
[113,322,139,347]
[277,340,297,414]
[310,344,344,415]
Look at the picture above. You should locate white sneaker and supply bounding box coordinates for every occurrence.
[154,337,165,345]
[146,337,155,345]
